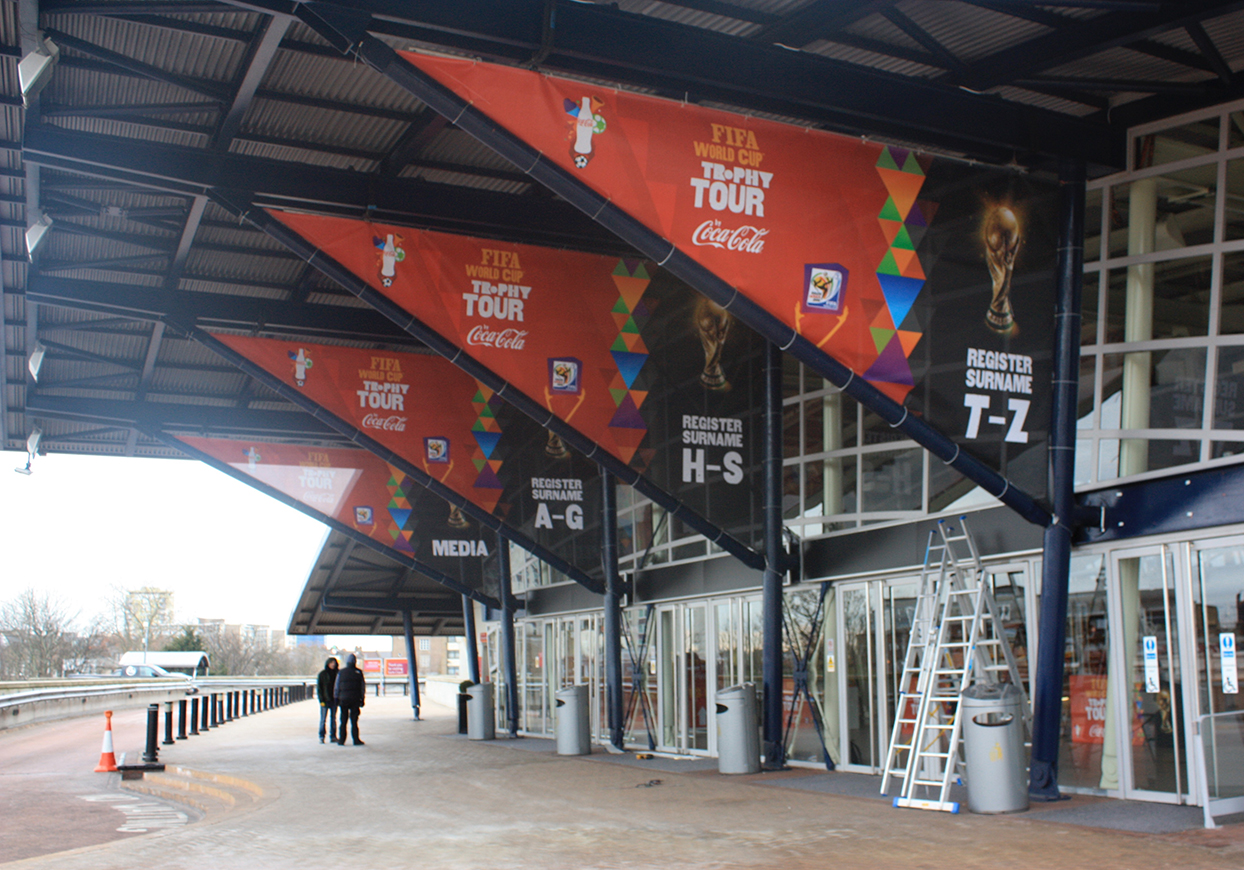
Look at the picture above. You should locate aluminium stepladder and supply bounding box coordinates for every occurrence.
[879,516,1030,812]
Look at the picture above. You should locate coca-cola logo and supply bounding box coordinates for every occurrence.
[467,325,528,350]
[362,413,407,432]
[692,220,768,253]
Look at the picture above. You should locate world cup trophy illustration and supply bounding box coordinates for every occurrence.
[695,297,732,390]
[446,504,470,529]
[545,429,570,459]
[984,205,1022,336]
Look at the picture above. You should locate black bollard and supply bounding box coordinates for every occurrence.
[189,697,199,736]
[177,699,188,739]
[142,704,160,763]
[225,691,233,721]
[209,693,218,727]
[163,702,175,745]
[201,693,211,730]
[241,689,249,716]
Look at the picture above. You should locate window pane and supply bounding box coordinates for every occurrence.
[1108,172,1215,260]
[1228,157,1244,243]
[1221,251,1244,334]
[1106,256,1213,343]
[783,465,800,521]
[1214,345,1244,431]
[1084,187,1103,262]
[1229,111,1244,151]
[1081,271,1100,347]
[862,448,922,512]
[1101,348,1207,430]
[1133,118,1219,168]
[1078,355,1097,429]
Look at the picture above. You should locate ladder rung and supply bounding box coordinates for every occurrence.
[893,797,960,813]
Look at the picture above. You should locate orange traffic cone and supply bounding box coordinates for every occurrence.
[94,710,118,772]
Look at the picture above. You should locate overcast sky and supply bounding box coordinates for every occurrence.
[1,449,332,631]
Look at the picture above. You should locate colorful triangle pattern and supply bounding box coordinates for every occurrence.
[608,260,651,463]
[470,381,505,506]
[872,145,931,396]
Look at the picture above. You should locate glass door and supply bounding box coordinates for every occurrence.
[656,602,711,755]
[1190,540,1244,808]
[838,581,877,770]
[1107,546,1192,803]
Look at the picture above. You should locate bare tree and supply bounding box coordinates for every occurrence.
[0,589,79,678]
[104,586,176,658]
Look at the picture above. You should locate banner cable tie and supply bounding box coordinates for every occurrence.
[889,407,908,428]
[450,101,472,126]
[943,444,960,465]
[590,197,611,220]
[657,243,677,266]
[779,331,798,351]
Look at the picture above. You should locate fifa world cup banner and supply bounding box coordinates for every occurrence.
[179,437,498,600]
[211,335,604,581]
[391,52,1059,500]
[267,219,766,550]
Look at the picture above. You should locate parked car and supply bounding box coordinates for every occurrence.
[112,664,191,680]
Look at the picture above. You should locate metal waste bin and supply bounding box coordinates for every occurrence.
[716,683,760,774]
[961,683,1028,813]
[467,682,495,741]
[555,685,590,755]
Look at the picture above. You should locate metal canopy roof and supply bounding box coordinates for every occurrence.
[4,1,1244,629]
[288,528,467,637]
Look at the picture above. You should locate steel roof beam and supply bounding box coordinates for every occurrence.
[26,393,347,440]
[952,0,1244,93]
[310,0,1122,167]
[23,125,631,250]
[27,273,421,344]
[42,29,234,101]
[214,15,293,149]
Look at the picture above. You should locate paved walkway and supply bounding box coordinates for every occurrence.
[5,695,1244,869]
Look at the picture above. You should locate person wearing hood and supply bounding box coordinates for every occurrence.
[316,657,339,744]
[333,653,366,745]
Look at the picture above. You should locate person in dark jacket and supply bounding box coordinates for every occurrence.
[316,657,339,743]
[334,653,366,745]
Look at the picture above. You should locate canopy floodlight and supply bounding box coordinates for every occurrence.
[14,427,41,475]
[18,33,58,107]
[27,342,46,382]
[25,209,52,258]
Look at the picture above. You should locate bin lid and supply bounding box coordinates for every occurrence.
[961,682,1023,703]
[555,685,587,700]
[718,684,748,699]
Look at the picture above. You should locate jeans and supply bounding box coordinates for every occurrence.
[338,703,361,743]
[318,701,338,741]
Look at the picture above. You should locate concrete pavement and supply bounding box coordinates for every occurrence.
[3,695,1243,869]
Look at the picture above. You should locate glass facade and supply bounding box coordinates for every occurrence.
[493,100,1244,807]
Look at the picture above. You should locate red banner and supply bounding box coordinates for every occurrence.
[180,437,495,596]
[267,217,766,545]
[213,334,607,575]
[399,52,926,404]
[384,658,410,677]
[393,51,1059,499]
[214,335,503,514]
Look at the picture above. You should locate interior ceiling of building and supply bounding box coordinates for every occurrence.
[3,1,1244,631]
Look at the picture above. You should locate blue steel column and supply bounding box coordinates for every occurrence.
[463,594,481,685]
[601,468,625,749]
[402,609,421,720]
[762,340,786,769]
[497,532,520,737]
[1029,157,1085,800]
